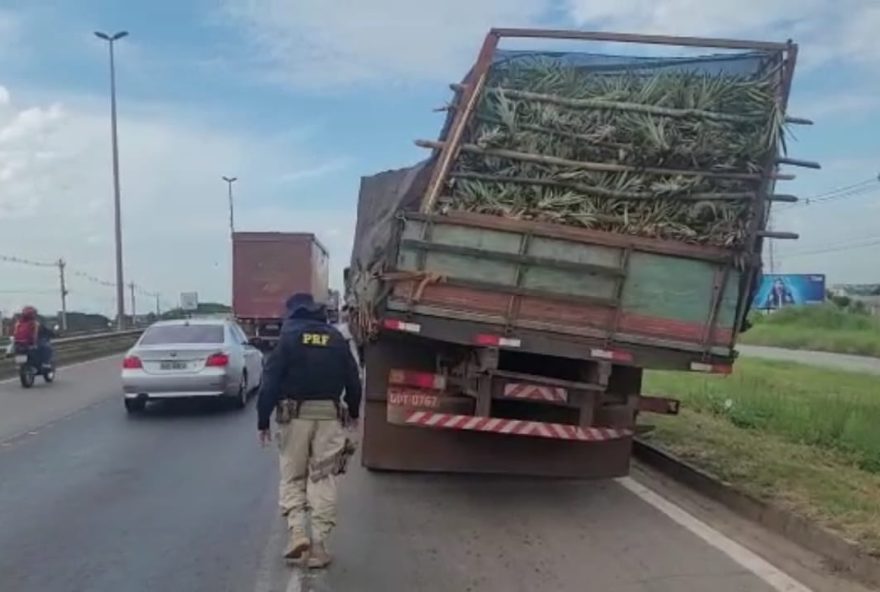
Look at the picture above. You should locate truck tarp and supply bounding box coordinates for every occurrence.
[348,161,431,333]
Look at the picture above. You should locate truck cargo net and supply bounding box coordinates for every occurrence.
[428,49,788,249]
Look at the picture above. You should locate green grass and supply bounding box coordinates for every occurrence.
[642,359,880,553]
[741,305,880,357]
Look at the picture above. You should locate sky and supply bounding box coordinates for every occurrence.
[0,0,879,317]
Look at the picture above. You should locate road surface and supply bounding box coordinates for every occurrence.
[738,344,880,375]
[0,356,860,592]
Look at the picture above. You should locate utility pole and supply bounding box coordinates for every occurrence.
[129,282,136,327]
[95,30,129,331]
[222,176,237,236]
[57,259,69,331]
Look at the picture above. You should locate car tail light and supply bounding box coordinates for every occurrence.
[206,353,230,367]
[122,356,142,369]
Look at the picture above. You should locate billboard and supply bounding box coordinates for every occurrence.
[753,274,826,310]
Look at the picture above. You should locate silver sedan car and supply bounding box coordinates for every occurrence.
[122,318,263,413]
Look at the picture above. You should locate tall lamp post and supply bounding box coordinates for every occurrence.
[222,176,237,236]
[95,30,129,330]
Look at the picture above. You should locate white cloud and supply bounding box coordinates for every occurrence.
[0,86,347,316]
[564,0,879,68]
[223,0,550,89]
[791,93,880,121]
[566,0,818,37]
[278,159,350,183]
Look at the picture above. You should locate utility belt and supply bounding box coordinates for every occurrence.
[275,398,349,424]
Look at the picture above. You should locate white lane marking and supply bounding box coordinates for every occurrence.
[253,518,288,592]
[0,353,122,385]
[618,477,813,592]
[285,571,305,592]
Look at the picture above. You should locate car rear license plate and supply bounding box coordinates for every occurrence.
[14,355,27,364]
[160,361,188,370]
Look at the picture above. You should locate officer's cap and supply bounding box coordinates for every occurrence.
[286,293,323,315]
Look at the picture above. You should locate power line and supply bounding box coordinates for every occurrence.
[0,254,56,268]
[777,174,879,210]
[779,235,880,259]
[1,252,169,317]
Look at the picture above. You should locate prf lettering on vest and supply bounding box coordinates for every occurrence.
[302,332,330,346]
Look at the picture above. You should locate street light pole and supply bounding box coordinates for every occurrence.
[95,30,129,331]
[222,176,238,236]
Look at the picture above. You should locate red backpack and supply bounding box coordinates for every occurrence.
[13,319,38,346]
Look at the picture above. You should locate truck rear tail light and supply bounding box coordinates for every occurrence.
[689,361,733,374]
[383,319,422,334]
[474,334,521,348]
[206,353,230,367]
[589,348,633,363]
[388,369,446,391]
[122,356,142,369]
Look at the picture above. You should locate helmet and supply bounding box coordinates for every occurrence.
[21,306,37,320]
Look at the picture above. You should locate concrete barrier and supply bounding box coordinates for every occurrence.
[0,330,142,380]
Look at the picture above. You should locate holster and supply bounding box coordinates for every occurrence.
[308,438,358,483]
[275,399,301,424]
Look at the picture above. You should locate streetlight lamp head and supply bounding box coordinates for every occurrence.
[94,31,128,41]
[222,176,238,183]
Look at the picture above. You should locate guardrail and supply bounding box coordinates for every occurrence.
[1,330,143,380]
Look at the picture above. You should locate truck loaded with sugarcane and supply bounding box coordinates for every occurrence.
[347,29,817,478]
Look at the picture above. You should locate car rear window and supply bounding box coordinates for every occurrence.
[139,325,225,345]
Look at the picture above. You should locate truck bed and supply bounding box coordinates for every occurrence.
[383,210,739,370]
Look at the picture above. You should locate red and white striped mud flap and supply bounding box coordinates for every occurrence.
[502,382,568,403]
[404,411,632,442]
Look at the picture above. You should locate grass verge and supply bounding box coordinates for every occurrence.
[642,358,880,554]
[740,305,880,357]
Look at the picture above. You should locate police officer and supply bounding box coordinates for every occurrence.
[257,293,362,568]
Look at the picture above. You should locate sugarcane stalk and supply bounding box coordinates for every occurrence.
[450,172,757,201]
[451,83,766,123]
[416,139,794,182]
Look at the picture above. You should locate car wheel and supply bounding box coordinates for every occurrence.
[125,398,146,414]
[232,373,248,410]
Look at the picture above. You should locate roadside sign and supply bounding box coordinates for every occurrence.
[180,292,199,312]
[753,274,825,310]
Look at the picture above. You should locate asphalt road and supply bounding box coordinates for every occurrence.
[0,356,845,592]
[738,344,880,375]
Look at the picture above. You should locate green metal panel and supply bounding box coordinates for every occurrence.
[401,220,426,241]
[431,224,522,253]
[424,252,518,284]
[623,253,734,325]
[528,237,621,267]
[521,268,618,299]
[717,271,742,329]
[397,248,421,272]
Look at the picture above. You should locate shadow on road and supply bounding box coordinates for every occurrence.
[127,397,253,420]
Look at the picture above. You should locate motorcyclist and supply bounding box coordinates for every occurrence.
[12,306,55,369]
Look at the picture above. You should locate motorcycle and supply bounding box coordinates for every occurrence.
[12,345,55,389]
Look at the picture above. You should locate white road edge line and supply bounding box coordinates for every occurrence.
[617,476,813,592]
[0,353,122,385]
